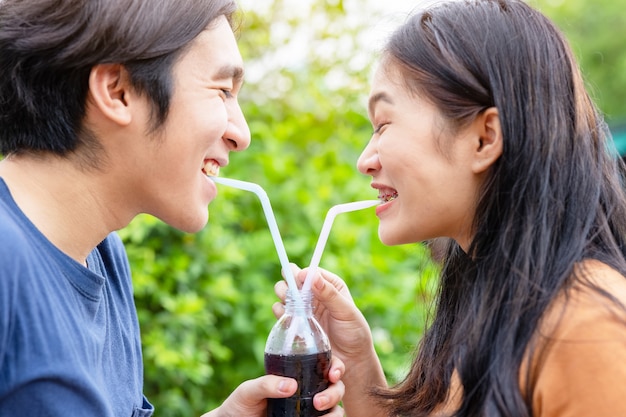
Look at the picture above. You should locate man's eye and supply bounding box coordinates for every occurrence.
[221,89,233,99]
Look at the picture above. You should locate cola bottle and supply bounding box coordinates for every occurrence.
[264,289,331,417]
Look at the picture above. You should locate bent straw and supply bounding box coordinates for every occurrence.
[210,176,302,304]
[301,200,380,293]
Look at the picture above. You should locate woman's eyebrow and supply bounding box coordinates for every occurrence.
[368,91,394,117]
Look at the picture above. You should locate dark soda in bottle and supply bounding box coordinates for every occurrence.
[265,351,331,416]
[264,290,331,417]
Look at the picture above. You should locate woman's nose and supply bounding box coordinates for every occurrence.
[356,140,381,175]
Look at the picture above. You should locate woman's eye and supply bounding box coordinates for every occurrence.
[373,123,388,134]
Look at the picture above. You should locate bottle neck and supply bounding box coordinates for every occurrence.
[284,288,313,316]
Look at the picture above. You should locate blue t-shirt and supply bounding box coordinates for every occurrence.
[0,179,153,417]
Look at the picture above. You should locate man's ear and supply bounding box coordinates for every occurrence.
[471,107,503,174]
[87,64,133,126]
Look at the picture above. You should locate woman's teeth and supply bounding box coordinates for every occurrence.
[203,160,220,177]
[379,191,398,203]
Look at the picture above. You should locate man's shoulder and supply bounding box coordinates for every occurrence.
[0,181,32,254]
[0,208,35,265]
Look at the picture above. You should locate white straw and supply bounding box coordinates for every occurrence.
[301,200,380,293]
[210,176,302,303]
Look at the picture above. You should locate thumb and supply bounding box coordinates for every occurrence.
[309,271,356,319]
[215,375,297,415]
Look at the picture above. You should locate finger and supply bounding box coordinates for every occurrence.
[309,271,355,314]
[318,268,349,293]
[213,375,298,417]
[294,265,308,287]
[312,276,360,320]
[327,356,345,384]
[282,263,304,287]
[236,375,297,401]
[271,301,285,319]
[313,380,345,411]
[273,279,289,302]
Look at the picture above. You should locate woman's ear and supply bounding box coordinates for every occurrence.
[87,64,133,126]
[471,107,503,173]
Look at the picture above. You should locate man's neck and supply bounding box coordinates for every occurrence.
[0,154,130,264]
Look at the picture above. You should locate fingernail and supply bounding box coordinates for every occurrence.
[277,379,292,394]
[315,395,328,409]
[314,277,325,290]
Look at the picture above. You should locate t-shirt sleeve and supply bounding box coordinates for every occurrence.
[532,277,626,416]
[0,228,26,370]
[0,243,11,366]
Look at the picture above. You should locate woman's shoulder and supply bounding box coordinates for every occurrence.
[539,259,626,340]
[567,259,626,320]
[529,259,626,417]
[578,258,626,297]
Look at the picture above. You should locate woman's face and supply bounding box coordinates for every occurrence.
[358,64,483,249]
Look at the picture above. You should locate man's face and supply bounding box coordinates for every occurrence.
[118,16,250,232]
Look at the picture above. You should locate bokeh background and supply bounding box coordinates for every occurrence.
[119,0,626,414]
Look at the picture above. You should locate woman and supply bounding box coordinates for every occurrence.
[276,0,626,415]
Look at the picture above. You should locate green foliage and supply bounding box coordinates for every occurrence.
[121,1,626,416]
[531,0,626,124]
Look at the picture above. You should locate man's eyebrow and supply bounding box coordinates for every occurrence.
[368,92,393,117]
[214,64,245,84]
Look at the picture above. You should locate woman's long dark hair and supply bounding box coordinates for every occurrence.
[373,0,626,416]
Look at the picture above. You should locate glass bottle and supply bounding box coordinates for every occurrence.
[264,289,332,417]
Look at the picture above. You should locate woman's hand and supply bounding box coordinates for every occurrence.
[273,264,377,369]
[274,264,389,417]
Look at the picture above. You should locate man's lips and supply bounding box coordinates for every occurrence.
[202,159,220,177]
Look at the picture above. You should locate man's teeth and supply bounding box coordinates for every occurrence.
[203,161,220,177]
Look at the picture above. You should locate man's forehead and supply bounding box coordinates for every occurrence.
[178,19,244,81]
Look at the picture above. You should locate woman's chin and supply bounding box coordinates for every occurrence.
[378,228,403,246]
[378,224,425,246]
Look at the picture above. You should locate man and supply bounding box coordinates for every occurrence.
[0,0,344,415]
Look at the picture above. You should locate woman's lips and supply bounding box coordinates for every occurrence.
[373,184,398,216]
[375,196,396,216]
[377,187,398,203]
